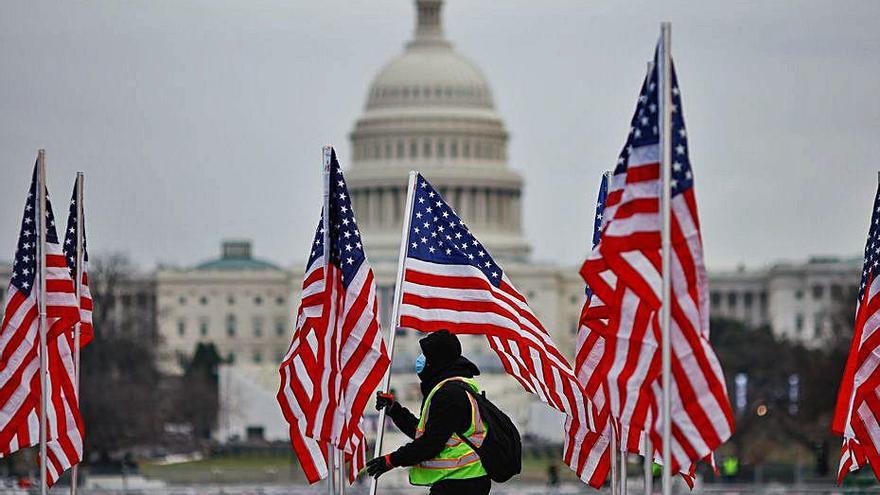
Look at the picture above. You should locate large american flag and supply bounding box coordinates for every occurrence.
[580,49,734,475]
[277,148,390,484]
[0,163,83,487]
[833,181,880,483]
[397,173,598,481]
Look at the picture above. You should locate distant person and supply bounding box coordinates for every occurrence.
[547,464,559,487]
[366,330,492,494]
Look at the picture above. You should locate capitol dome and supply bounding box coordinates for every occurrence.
[347,0,530,261]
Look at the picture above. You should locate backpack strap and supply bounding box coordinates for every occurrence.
[445,380,484,453]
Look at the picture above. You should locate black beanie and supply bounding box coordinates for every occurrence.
[418,329,461,371]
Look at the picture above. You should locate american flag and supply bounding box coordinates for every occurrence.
[397,173,598,481]
[277,148,390,484]
[63,179,93,348]
[580,49,734,475]
[0,162,83,487]
[833,181,880,483]
[571,173,613,488]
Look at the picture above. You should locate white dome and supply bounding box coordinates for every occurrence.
[347,0,530,262]
[367,47,494,110]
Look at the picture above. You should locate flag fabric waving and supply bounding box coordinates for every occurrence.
[833,180,880,483]
[0,163,83,487]
[571,173,614,487]
[63,180,93,348]
[277,149,390,484]
[397,173,598,481]
[580,49,734,475]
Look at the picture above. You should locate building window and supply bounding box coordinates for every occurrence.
[410,140,418,158]
[199,319,208,337]
[276,296,285,306]
[253,351,263,364]
[275,319,286,337]
[710,291,721,308]
[373,143,380,159]
[795,313,804,333]
[727,292,738,309]
[397,140,405,159]
[423,140,432,158]
[199,296,208,305]
[463,141,471,158]
[812,285,824,300]
[795,290,803,300]
[450,141,458,158]
[177,319,186,337]
[831,284,843,300]
[385,141,392,159]
[226,314,236,337]
[475,141,483,158]
[253,317,263,337]
[437,140,446,158]
[744,292,753,309]
[255,296,263,305]
[228,352,236,364]
[228,296,235,305]
[179,296,187,305]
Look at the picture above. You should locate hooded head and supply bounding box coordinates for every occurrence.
[417,330,480,396]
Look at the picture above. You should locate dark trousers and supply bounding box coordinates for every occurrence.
[429,475,491,495]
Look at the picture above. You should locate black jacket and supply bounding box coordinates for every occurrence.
[387,356,480,467]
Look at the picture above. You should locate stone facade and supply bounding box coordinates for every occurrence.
[708,257,861,346]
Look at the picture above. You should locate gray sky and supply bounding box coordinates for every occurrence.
[1,0,878,271]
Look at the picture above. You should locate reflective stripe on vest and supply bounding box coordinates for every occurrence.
[409,377,488,485]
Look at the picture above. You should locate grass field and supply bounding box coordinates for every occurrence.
[139,452,575,485]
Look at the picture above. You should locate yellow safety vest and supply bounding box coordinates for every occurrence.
[409,377,488,486]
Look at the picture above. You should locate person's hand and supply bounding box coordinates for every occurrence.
[375,391,396,411]
[366,454,394,478]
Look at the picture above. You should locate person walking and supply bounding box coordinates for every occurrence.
[366,330,491,495]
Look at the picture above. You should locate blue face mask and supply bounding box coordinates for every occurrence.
[415,353,426,374]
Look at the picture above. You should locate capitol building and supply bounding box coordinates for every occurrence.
[163,0,587,444]
[0,0,863,446]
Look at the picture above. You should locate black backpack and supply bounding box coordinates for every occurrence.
[448,380,522,483]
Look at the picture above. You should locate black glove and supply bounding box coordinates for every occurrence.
[375,391,396,411]
[366,454,394,478]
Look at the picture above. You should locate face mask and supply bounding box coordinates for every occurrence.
[415,353,426,374]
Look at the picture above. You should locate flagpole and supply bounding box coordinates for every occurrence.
[36,149,49,495]
[70,172,84,495]
[338,448,345,495]
[610,431,619,495]
[369,170,418,495]
[327,446,336,495]
[658,22,674,495]
[322,146,337,495]
[621,443,628,495]
[643,435,653,495]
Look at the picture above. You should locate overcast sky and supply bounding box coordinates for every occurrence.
[1,0,878,272]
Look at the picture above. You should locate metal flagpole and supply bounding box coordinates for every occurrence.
[621,444,629,495]
[610,433,619,495]
[321,146,337,495]
[369,170,418,495]
[327,446,336,495]
[658,22,674,495]
[643,435,653,495]
[36,149,49,495]
[338,447,345,495]
[70,172,84,495]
